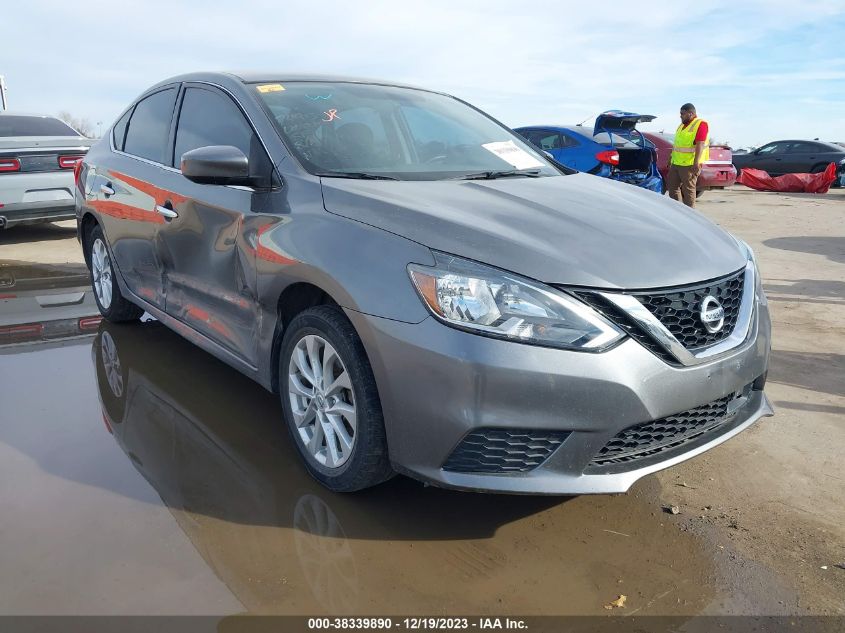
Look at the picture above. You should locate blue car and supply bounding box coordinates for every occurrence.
[515,111,663,193]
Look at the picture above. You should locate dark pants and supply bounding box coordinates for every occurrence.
[667,163,699,208]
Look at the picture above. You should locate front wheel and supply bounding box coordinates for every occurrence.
[279,305,394,492]
[87,225,144,323]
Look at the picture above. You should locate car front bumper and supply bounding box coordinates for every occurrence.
[346,299,772,495]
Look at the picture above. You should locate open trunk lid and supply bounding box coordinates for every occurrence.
[593,110,656,137]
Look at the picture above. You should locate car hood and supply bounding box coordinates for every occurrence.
[593,110,656,137]
[320,173,746,289]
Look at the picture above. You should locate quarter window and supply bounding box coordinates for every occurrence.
[112,108,132,151]
[173,87,255,167]
[123,88,178,164]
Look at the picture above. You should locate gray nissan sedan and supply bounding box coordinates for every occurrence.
[75,72,772,493]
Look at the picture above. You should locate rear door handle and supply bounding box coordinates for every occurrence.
[100,184,115,196]
[155,202,178,219]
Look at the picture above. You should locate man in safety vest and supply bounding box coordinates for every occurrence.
[667,103,709,208]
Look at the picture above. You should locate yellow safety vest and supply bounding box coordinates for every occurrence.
[671,118,710,166]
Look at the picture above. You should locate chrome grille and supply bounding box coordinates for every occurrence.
[633,269,744,350]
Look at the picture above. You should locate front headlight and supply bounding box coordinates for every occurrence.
[408,253,624,351]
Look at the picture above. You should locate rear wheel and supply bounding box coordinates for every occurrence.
[279,305,393,492]
[87,225,143,323]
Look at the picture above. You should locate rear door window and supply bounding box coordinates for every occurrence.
[537,132,564,151]
[123,88,178,164]
[558,132,580,147]
[173,86,255,166]
[520,129,565,150]
[786,142,810,153]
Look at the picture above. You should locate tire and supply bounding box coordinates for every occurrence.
[86,225,143,323]
[278,305,394,492]
[696,189,704,199]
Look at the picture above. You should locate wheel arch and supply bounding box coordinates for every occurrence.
[270,282,341,394]
[80,212,100,269]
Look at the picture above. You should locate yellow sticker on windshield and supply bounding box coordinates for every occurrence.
[257,84,285,93]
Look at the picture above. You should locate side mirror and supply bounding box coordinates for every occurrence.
[181,145,251,186]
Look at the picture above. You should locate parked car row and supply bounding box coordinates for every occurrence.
[0,113,92,228]
[515,114,845,195]
[73,72,772,495]
[731,139,845,185]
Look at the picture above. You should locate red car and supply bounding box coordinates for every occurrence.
[643,132,737,196]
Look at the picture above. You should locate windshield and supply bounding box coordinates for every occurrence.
[255,82,561,180]
[0,115,80,137]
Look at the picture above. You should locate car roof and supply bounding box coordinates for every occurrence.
[515,125,594,136]
[148,71,434,93]
[764,139,844,149]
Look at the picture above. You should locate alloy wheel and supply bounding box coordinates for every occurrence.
[91,238,113,309]
[288,334,357,468]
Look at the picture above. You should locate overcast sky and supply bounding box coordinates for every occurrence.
[4,0,844,147]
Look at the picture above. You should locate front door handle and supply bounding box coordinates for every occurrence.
[100,183,115,196]
[155,204,178,219]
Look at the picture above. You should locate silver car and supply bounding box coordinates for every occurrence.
[1,112,92,229]
[76,72,772,494]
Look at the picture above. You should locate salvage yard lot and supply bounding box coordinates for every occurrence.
[0,187,843,615]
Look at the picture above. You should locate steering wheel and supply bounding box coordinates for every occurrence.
[424,154,449,164]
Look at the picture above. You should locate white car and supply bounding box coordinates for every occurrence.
[0,112,92,229]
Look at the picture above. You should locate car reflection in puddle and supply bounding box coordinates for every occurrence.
[92,320,561,614]
[0,261,101,348]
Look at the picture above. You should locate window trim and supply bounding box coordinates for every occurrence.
[179,81,279,188]
[112,106,135,152]
[110,84,182,173]
[171,83,264,169]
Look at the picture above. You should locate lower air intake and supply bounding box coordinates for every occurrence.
[442,428,570,474]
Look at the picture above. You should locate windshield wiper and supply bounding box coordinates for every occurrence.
[454,169,543,180]
[315,171,399,181]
